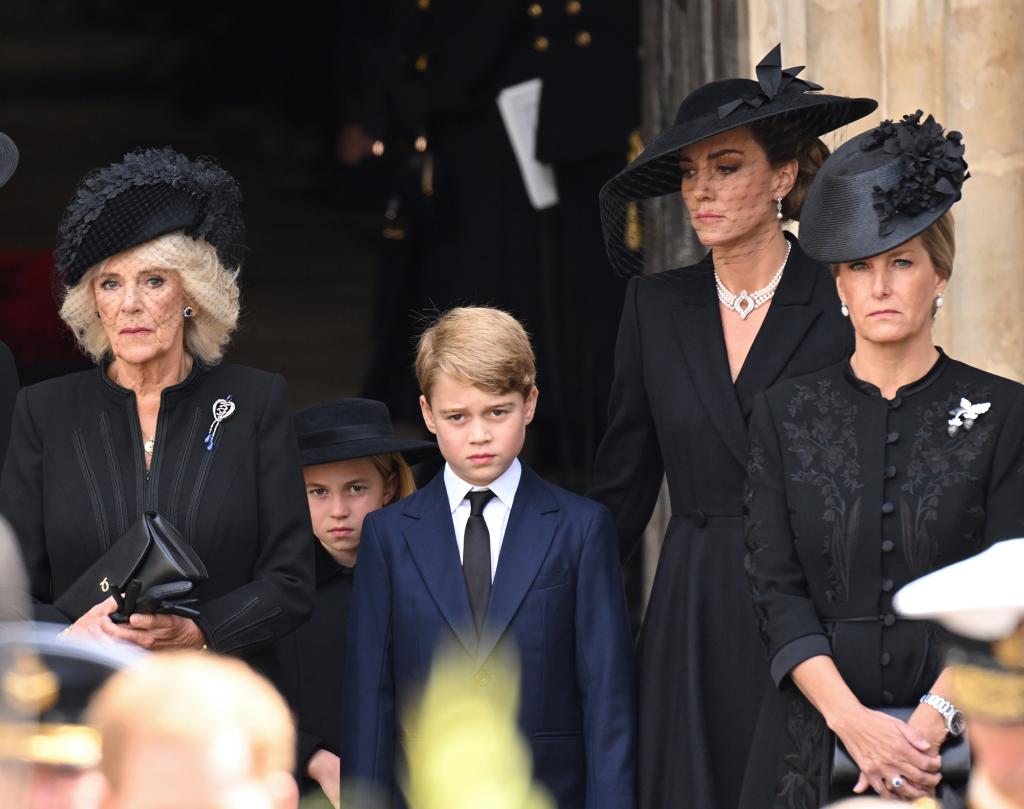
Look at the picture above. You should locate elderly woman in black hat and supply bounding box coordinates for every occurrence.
[0,148,313,667]
[742,112,1024,805]
[277,398,435,808]
[588,44,875,809]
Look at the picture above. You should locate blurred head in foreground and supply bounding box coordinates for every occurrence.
[896,538,1024,807]
[88,651,297,809]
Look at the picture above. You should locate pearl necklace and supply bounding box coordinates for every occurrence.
[714,240,792,320]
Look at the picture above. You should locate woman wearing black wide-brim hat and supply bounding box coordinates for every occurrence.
[275,398,436,807]
[743,112,1024,805]
[586,45,876,809]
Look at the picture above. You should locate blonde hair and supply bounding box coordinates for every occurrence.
[87,652,294,789]
[368,452,417,503]
[59,230,241,365]
[919,209,955,281]
[415,307,536,399]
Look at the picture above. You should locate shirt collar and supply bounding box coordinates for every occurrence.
[444,457,522,514]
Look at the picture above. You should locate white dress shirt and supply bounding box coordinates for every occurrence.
[444,458,522,582]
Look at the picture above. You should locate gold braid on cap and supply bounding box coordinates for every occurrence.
[951,661,1024,723]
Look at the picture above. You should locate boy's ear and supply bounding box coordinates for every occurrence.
[523,386,539,426]
[384,473,398,504]
[419,394,438,435]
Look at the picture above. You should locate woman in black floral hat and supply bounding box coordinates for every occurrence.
[0,149,313,676]
[742,112,1024,806]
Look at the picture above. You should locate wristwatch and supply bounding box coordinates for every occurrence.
[920,693,966,737]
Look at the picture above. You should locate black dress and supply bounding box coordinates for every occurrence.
[0,361,314,671]
[740,352,1024,808]
[0,340,18,467]
[588,233,852,809]
[274,541,354,792]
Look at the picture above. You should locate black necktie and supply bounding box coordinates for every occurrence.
[463,489,496,637]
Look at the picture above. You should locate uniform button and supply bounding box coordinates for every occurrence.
[881,501,895,515]
[566,0,582,13]
[889,396,903,409]
[533,35,550,52]
[527,2,543,16]
[884,465,897,479]
[880,652,892,666]
[414,53,429,72]
[882,690,895,705]
[883,613,896,627]
[477,673,490,686]
[886,431,900,444]
[417,0,430,9]
[575,30,592,46]
[881,539,895,553]
[881,579,894,592]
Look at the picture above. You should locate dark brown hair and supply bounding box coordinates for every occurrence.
[747,116,831,222]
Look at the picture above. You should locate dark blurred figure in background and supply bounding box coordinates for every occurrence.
[355,0,640,490]
[0,125,20,466]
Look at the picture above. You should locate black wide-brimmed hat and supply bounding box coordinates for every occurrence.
[0,129,17,188]
[295,398,438,468]
[54,146,246,288]
[599,44,877,276]
[799,110,969,264]
[0,623,141,768]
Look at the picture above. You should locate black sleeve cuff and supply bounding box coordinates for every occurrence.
[770,634,832,688]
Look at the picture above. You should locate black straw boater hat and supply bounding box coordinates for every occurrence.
[0,129,18,188]
[54,146,245,289]
[599,43,877,276]
[294,398,438,468]
[799,110,969,264]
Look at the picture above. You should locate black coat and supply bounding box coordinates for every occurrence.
[0,362,314,665]
[587,234,853,809]
[740,353,1024,808]
[0,340,18,467]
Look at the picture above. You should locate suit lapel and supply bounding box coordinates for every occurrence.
[670,258,749,468]
[733,237,825,418]
[402,474,478,655]
[476,466,558,664]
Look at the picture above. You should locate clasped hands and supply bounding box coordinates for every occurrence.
[835,704,947,800]
[64,596,207,651]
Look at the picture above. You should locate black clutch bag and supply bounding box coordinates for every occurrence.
[55,512,208,623]
[831,706,970,787]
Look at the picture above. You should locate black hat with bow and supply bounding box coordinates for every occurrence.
[54,147,245,289]
[295,398,438,468]
[799,110,970,263]
[599,44,877,276]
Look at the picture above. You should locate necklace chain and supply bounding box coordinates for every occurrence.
[714,240,792,320]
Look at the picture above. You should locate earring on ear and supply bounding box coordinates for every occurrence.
[183,306,194,319]
[840,302,849,318]
[776,197,784,220]
[935,292,944,310]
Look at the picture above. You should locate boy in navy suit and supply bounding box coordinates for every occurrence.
[342,307,635,809]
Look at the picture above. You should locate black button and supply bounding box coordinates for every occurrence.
[886,431,900,444]
[691,509,707,528]
[882,690,895,705]
[881,579,894,592]
[881,501,895,515]
[880,652,892,666]
[881,540,895,553]
[883,613,896,627]
[889,396,903,409]
[884,465,897,479]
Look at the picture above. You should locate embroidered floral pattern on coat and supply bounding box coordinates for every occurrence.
[773,694,827,809]
[782,380,863,602]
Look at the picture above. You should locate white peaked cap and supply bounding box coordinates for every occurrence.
[893,538,1024,642]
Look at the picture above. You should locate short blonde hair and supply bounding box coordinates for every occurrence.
[415,307,536,399]
[369,452,417,503]
[59,230,241,365]
[87,652,294,789]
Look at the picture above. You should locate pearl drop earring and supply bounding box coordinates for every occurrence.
[776,197,783,220]
[935,292,944,310]
[840,302,849,318]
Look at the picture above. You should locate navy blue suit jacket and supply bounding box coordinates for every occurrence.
[342,463,636,809]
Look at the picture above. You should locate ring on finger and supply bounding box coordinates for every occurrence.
[891,776,904,790]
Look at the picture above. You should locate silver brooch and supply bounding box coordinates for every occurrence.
[947,398,990,437]
[204,395,235,451]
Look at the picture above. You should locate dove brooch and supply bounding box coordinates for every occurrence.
[947,398,990,437]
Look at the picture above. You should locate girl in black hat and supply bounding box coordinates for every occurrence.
[588,44,876,809]
[280,398,436,807]
[743,112,1024,805]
